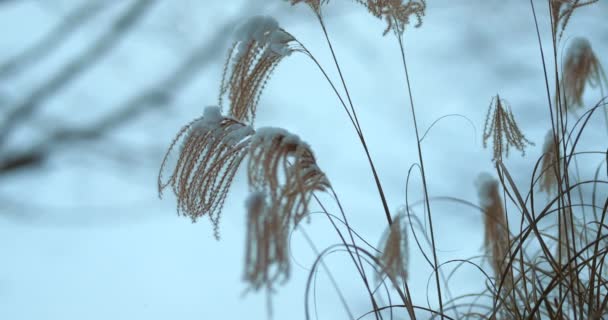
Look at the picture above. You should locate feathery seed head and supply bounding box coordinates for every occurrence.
[550,0,598,40]
[475,173,510,282]
[243,191,291,292]
[482,94,534,162]
[561,37,606,110]
[288,0,330,14]
[539,130,560,195]
[220,16,296,125]
[377,213,409,284]
[354,0,426,36]
[158,106,253,239]
[243,128,328,293]
[248,127,330,225]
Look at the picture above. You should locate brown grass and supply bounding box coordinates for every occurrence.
[560,37,607,111]
[157,1,608,319]
[158,106,253,238]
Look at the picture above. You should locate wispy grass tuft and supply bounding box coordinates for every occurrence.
[482,94,535,162]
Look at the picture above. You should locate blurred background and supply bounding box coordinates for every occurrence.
[0,0,606,319]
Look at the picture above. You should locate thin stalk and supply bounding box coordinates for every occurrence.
[316,14,393,227]
[396,35,444,319]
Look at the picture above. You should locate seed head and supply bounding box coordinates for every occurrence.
[248,127,330,226]
[158,106,253,239]
[482,94,534,162]
[354,0,426,36]
[539,130,560,195]
[550,0,598,40]
[243,128,329,293]
[377,213,409,284]
[288,0,330,14]
[560,37,606,111]
[219,16,296,125]
[475,173,511,282]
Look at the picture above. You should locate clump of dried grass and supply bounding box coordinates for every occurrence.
[159,14,333,301]
[560,37,607,111]
[242,129,330,291]
[157,1,608,318]
[482,94,535,162]
[159,111,329,290]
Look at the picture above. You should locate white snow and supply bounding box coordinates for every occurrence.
[474,172,498,208]
[233,15,294,60]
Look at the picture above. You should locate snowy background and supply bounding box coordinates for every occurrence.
[0,0,606,319]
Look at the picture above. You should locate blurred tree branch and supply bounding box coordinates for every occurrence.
[0,0,115,79]
[0,0,157,147]
[0,0,271,176]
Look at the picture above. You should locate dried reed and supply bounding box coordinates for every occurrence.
[243,128,328,293]
[482,94,534,162]
[560,37,607,111]
[247,127,330,226]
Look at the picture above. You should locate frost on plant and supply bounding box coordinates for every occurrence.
[219,16,297,125]
[158,106,254,239]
